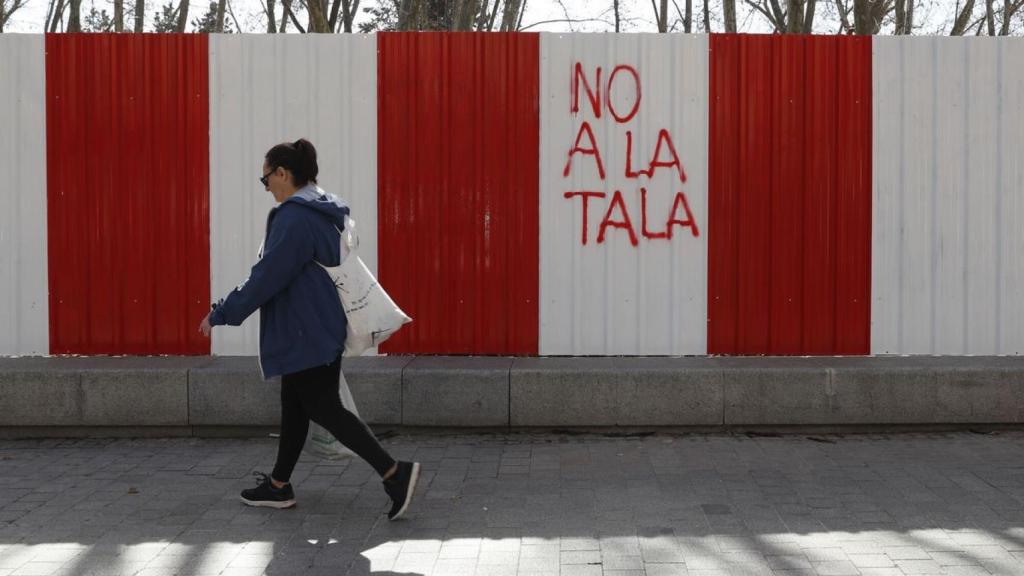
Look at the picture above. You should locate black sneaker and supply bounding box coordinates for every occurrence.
[383,461,420,521]
[240,472,296,509]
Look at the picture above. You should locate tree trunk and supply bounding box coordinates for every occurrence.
[787,0,804,31]
[486,0,500,30]
[175,0,189,31]
[133,0,143,30]
[702,0,710,31]
[455,0,478,29]
[67,0,81,31]
[999,0,1023,34]
[501,0,522,31]
[985,0,996,33]
[266,0,277,31]
[328,0,341,30]
[49,0,67,31]
[650,0,669,31]
[685,0,693,31]
[950,0,975,34]
[215,0,226,31]
[474,0,489,29]
[397,0,413,29]
[614,0,620,31]
[343,0,359,32]
[853,0,886,33]
[307,0,329,31]
[114,0,123,30]
[723,0,737,31]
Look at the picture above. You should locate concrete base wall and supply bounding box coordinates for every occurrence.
[2,356,1023,436]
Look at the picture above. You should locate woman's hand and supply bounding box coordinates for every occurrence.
[199,312,213,337]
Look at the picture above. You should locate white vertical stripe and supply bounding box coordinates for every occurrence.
[539,33,708,356]
[0,36,48,356]
[998,39,1024,353]
[965,39,1000,354]
[209,35,377,356]
[932,38,966,353]
[872,37,1024,355]
[870,37,903,355]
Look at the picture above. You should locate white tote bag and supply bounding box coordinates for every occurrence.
[303,216,411,460]
[317,217,412,357]
[302,369,359,460]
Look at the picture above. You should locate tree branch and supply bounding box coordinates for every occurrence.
[950,0,976,34]
[518,16,613,30]
[767,0,787,28]
[744,0,779,27]
[284,0,306,32]
[226,0,242,31]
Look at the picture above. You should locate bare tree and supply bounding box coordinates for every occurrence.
[703,0,711,30]
[650,0,668,30]
[723,0,736,30]
[893,0,914,33]
[1,0,29,31]
[46,0,68,31]
[68,0,82,30]
[175,0,189,31]
[997,0,1023,33]
[331,0,360,31]
[134,0,144,30]
[486,0,501,28]
[215,0,226,30]
[745,0,815,31]
[303,0,328,31]
[950,0,976,33]
[669,0,693,30]
[613,0,621,30]
[264,0,276,31]
[834,0,892,33]
[358,0,528,32]
[499,0,524,30]
[285,0,305,30]
[854,0,890,32]
[450,0,476,29]
[114,0,124,30]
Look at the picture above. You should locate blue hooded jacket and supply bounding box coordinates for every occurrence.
[209,185,349,379]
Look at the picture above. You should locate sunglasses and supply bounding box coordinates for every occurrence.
[259,168,277,187]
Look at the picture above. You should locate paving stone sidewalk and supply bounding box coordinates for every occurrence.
[2,431,1024,576]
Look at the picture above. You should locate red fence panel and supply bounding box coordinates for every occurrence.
[46,34,210,355]
[708,34,872,355]
[377,32,540,355]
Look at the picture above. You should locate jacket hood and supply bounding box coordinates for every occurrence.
[283,184,350,229]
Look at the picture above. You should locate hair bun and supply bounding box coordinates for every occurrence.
[265,138,320,188]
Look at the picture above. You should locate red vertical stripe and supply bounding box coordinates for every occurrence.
[708,34,871,356]
[834,36,873,353]
[46,34,210,355]
[377,33,539,355]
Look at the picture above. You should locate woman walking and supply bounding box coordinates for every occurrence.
[199,139,419,521]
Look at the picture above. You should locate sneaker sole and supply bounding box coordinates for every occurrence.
[388,462,420,521]
[239,496,296,509]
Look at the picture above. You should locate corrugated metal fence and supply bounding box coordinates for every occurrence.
[1,34,1023,357]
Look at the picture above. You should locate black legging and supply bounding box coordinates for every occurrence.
[271,354,396,483]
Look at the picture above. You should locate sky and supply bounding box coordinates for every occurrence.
[4,0,999,35]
